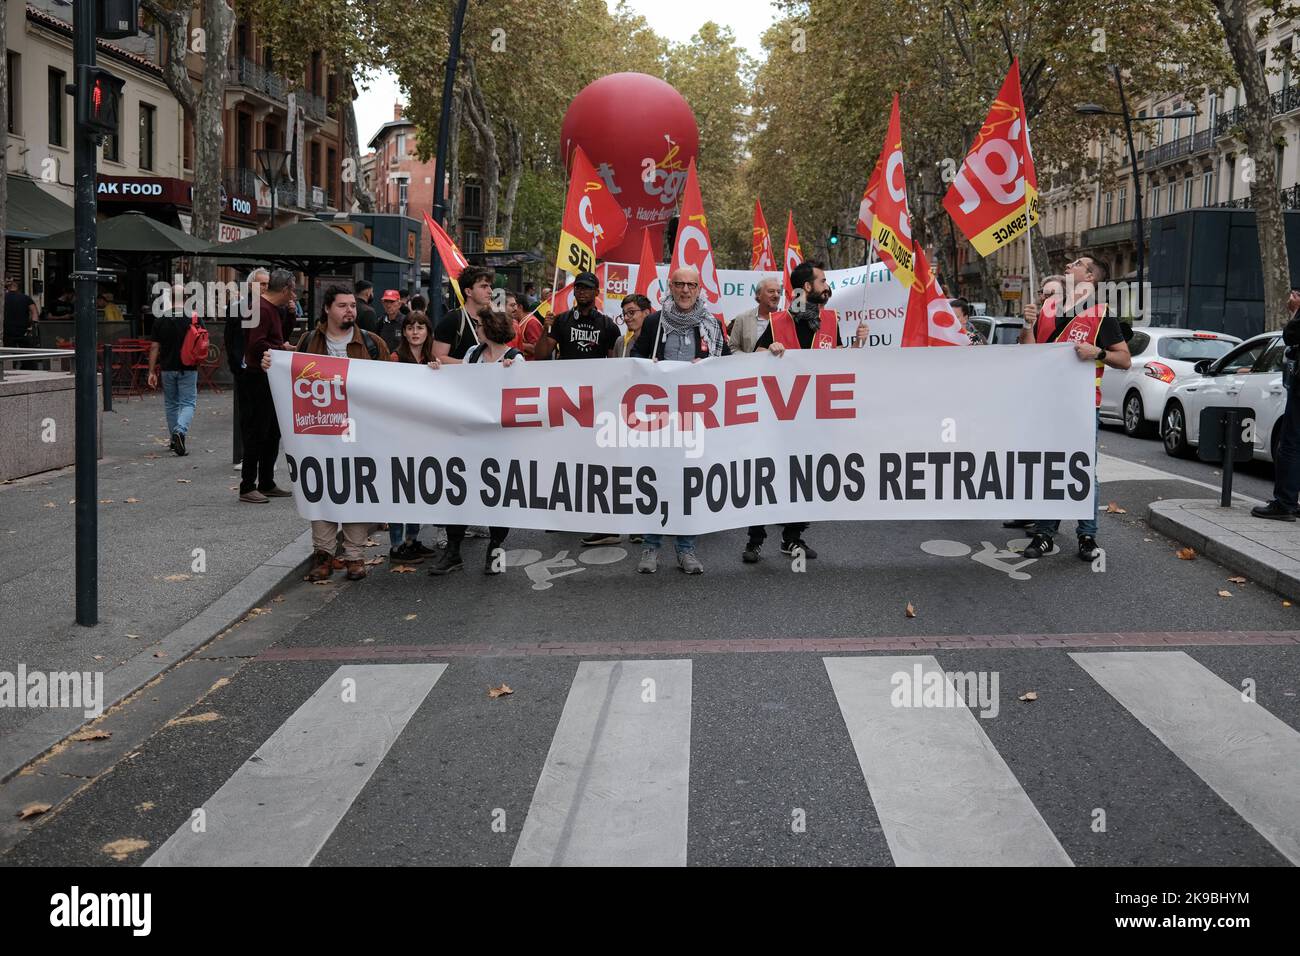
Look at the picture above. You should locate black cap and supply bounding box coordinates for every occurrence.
[574,271,599,289]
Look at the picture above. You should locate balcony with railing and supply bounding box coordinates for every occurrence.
[1215,183,1300,210]
[302,92,327,123]
[1217,82,1300,133]
[228,57,287,101]
[1081,218,1151,248]
[223,166,258,198]
[1142,128,1214,169]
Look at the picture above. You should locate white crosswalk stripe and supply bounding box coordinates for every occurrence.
[145,663,445,867]
[1072,651,1300,865]
[825,655,1073,866]
[511,659,692,867]
[134,654,1300,866]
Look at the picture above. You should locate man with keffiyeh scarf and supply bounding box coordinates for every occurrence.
[631,266,732,574]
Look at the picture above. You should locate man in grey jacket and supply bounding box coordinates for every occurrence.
[727,277,781,354]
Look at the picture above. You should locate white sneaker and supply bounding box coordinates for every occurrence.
[637,549,658,574]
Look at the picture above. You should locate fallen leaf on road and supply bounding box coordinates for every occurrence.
[67,499,75,505]
[488,684,513,699]
[1104,502,1127,514]
[310,579,333,585]
[1228,576,1247,584]
[136,802,154,812]
[163,574,191,582]
[102,838,149,861]
[165,711,220,727]
[272,595,285,603]
[124,497,140,504]
[176,479,191,483]
[93,655,104,662]
[1019,691,1038,702]
[43,502,55,508]
[389,565,417,574]
[71,729,111,741]
[905,602,916,618]
[247,606,270,616]
[1218,590,1232,598]
[363,538,380,547]
[98,499,113,504]
[1285,601,1294,608]
[152,651,166,658]
[1176,547,1197,560]
[362,638,375,643]
[404,613,417,621]
[17,803,51,820]
[364,557,384,566]
[125,633,141,639]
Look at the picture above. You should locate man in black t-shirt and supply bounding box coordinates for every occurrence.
[147,307,205,457]
[433,265,496,363]
[1018,254,1131,563]
[534,271,619,360]
[3,278,38,346]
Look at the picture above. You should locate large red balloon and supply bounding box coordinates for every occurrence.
[560,73,699,265]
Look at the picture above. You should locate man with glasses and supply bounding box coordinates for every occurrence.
[630,266,732,574]
[1017,256,1130,561]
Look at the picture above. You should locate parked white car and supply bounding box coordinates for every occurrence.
[1100,327,1241,437]
[966,315,1025,345]
[1159,332,1287,462]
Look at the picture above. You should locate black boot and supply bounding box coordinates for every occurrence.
[428,548,464,575]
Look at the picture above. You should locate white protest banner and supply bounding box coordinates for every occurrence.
[270,345,1095,535]
[604,261,908,347]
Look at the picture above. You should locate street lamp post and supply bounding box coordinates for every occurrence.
[1076,70,1196,320]
[255,147,292,232]
[429,0,470,326]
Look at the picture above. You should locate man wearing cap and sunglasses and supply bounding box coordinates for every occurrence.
[377,289,405,352]
[533,271,620,360]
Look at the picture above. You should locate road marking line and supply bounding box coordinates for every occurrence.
[824,655,1073,867]
[1099,453,1263,504]
[1072,651,1300,865]
[144,663,445,867]
[511,659,691,867]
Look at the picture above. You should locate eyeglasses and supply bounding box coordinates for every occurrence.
[621,308,644,319]
[671,281,699,290]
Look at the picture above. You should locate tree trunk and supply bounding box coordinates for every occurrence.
[446,77,465,234]
[460,55,499,238]
[1216,0,1292,331]
[343,78,374,212]
[499,119,523,247]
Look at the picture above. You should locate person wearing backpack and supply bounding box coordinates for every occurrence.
[426,308,522,577]
[147,296,207,457]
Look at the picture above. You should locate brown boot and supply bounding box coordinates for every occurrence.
[306,551,334,582]
[345,560,367,581]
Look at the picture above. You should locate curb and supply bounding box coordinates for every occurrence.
[1147,498,1300,602]
[0,529,314,783]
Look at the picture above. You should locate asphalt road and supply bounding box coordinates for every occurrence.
[4,428,1298,867]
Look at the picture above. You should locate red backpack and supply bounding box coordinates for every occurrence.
[180,312,209,368]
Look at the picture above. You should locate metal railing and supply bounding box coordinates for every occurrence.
[1081,218,1152,247]
[302,91,327,122]
[1216,81,1300,132]
[1143,128,1214,168]
[228,57,287,101]
[223,166,258,198]
[0,348,75,382]
[1215,183,1300,210]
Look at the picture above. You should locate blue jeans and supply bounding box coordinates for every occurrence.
[1035,413,1100,539]
[388,523,422,548]
[162,370,197,436]
[1272,378,1300,508]
[642,533,696,553]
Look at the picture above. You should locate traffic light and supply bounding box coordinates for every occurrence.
[828,232,840,247]
[97,0,141,40]
[76,65,125,136]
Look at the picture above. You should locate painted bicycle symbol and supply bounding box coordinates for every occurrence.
[501,547,629,590]
[919,537,1056,581]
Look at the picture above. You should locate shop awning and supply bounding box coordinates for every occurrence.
[5,176,74,239]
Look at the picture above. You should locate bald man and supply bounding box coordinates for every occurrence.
[728,277,781,353]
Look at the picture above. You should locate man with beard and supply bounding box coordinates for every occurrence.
[630,266,732,574]
[534,270,619,360]
[745,259,866,564]
[263,285,389,581]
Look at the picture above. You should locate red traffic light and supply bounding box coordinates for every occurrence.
[76,65,124,135]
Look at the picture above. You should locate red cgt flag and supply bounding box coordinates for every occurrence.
[557,145,628,274]
[942,59,1039,257]
[634,227,664,308]
[423,211,470,303]
[668,158,724,325]
[901,245,969,347]
[855,154,884,240]
[752,199,777,270]
[781,210,803,304]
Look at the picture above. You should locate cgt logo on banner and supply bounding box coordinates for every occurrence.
[291,353,351,435]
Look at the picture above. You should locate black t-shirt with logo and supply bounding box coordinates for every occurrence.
[547,307,619,359]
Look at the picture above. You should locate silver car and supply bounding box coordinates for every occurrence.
[1100,327,1241,437]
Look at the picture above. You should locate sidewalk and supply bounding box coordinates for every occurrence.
[0,388,310,768]
[1148,499,1300,601]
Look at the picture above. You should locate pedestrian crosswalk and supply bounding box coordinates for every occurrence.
[142,652,1300,867]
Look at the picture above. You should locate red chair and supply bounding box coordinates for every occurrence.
[198,345,223,394]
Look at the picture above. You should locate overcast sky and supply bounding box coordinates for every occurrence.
[353,0,780,148]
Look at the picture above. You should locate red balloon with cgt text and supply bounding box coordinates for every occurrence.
[560,73,700,265]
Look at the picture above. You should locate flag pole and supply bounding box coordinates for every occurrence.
[1025,219,1038,309]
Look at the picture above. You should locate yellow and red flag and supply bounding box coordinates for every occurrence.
[870,94,917,291]
[423,211,470,304]
[751,199,776,271]
[556,145,628,275]
[781,211,803,304]
[901,245,969,347]
[668,158,724,325]
[942,59,1039,256]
